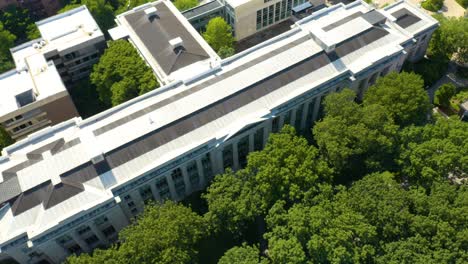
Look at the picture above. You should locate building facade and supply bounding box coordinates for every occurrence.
[182,0,325,40]
[0,1,438,263]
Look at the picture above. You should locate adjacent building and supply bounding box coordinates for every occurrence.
[11,5,106,86]
[0,6,106,140]
[182,0,326,40]
[0,1,438,263]
[109,1,219,85]
[0,55,78,141]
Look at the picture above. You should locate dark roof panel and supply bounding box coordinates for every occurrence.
[392,8,421,28]
[334,26,389,57]
[322,11,363,31]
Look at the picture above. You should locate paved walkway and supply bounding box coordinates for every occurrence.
[427,62,468,102]
[375,0,466,17]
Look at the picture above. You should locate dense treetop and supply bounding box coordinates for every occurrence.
[90,40,159,106]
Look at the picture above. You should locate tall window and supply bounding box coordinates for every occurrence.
[156,178,170,199]
[222,144,234,170]
[186,161,200,187]
[262,7,268,27]
[256,10,262,30]
[295,104,304,132]
[171,168,185,197]
[237,136,250,168]
[275,2,281,22]
[305,99,316,130]
[281,0,287,19]
[268,5,274,25]
[139,185,153,204]
[287,0,292,15]
[254,127,264,151]
[272,116,280,133]
[201,153,213,179]
[284,110,292,126]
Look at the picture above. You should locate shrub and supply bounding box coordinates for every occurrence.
[455,0,467,8]
[421,0,444,11]
[434,83,456,108]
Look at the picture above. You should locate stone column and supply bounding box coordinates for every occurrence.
[165,174,178,200]
[196,158,206,187]
[149,183,161,202]
[311,96,322,122]
[182,165,192,195]
[232,141,239,171]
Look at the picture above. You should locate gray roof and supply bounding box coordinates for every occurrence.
[124,2,210,75]
[362,10,386,26]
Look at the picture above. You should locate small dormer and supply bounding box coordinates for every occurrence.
[145,6,158,20]
[169,37,185,53]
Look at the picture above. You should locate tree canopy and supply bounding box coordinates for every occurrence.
[59,0,115,32]
[0,5,39,43]
[313,89,398,178]
[0,126,14,152]
[173,0,198,11]
[66,201,207,264]
[428,15,468,64]
[90,40,159,106]
[364,72,430,127]
[218,244,264,264]
[0,22,15,72]
[203,17,235,54]
[434,83,456,108]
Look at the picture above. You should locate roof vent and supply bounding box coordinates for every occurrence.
[169,37,183,49]
[145,6,158,19]
[91,154,104,164]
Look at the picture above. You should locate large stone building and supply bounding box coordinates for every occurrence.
[0,0,437,263]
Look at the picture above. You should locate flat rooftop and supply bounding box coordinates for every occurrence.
[0,57,67,117]
[0,0,437,250]
[112,0,219,84]
[11,5,104,71]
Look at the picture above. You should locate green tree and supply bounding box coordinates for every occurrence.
[398,118,468,186]
[0,5,37,42]
[434,83,456,108]
[90,40,159,106]
[0,22,16,72]
[59,0,115,31]
[428,15,468,64]
[313,89,398,178]
[218,243,264,264]
[0,126,14,152]
[364,72,430,127]
[204,126,332,234]
[218,46,235,59]
[203,169,261,235]
[203,17,235,53]
[421,0,443,11]
[173,0,198,11]
[67,201,207,264]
